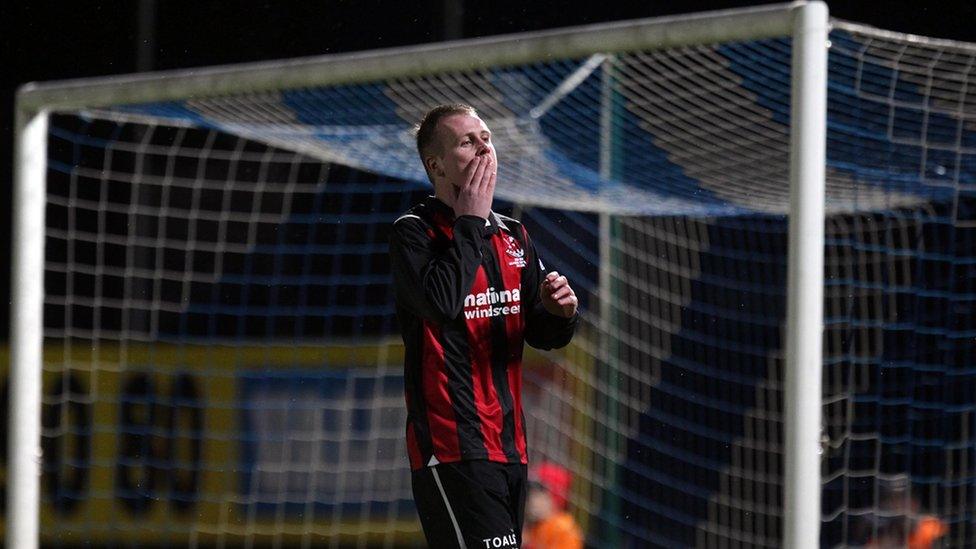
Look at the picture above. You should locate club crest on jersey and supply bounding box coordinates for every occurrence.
[503,234,526,268]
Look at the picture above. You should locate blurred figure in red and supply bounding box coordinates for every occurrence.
[861,476,948,549]
[523,462,583,549]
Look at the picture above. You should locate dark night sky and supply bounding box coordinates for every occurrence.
[2,0,976,338]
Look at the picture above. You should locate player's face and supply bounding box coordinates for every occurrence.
[433,113,495,188]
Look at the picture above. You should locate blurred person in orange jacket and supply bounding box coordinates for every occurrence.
[862,476,947,549]
[523,462,583,549]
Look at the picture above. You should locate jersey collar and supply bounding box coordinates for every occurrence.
[424,195,509,234]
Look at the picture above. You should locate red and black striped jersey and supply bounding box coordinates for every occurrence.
[389,196,579,470]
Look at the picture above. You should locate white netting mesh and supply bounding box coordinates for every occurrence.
[27,19,976,549]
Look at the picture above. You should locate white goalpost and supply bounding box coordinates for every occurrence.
[784,3,828,547]
[10,100,50,549]
[22,1,976,547]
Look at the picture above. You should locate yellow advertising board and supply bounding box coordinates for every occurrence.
[1,342,423,546]
[0,336,592,546]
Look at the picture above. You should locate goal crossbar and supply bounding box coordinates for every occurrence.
[15,2,804,114]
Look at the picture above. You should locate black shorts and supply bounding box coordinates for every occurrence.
[412,460,528,549]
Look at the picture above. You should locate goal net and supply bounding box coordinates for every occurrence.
[11,4,975,548]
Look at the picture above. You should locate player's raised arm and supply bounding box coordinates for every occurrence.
[388,212,484,322]
[517,225,580,351]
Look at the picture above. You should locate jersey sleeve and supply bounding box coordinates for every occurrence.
[389,214,486,323]
[518,224,580,350]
